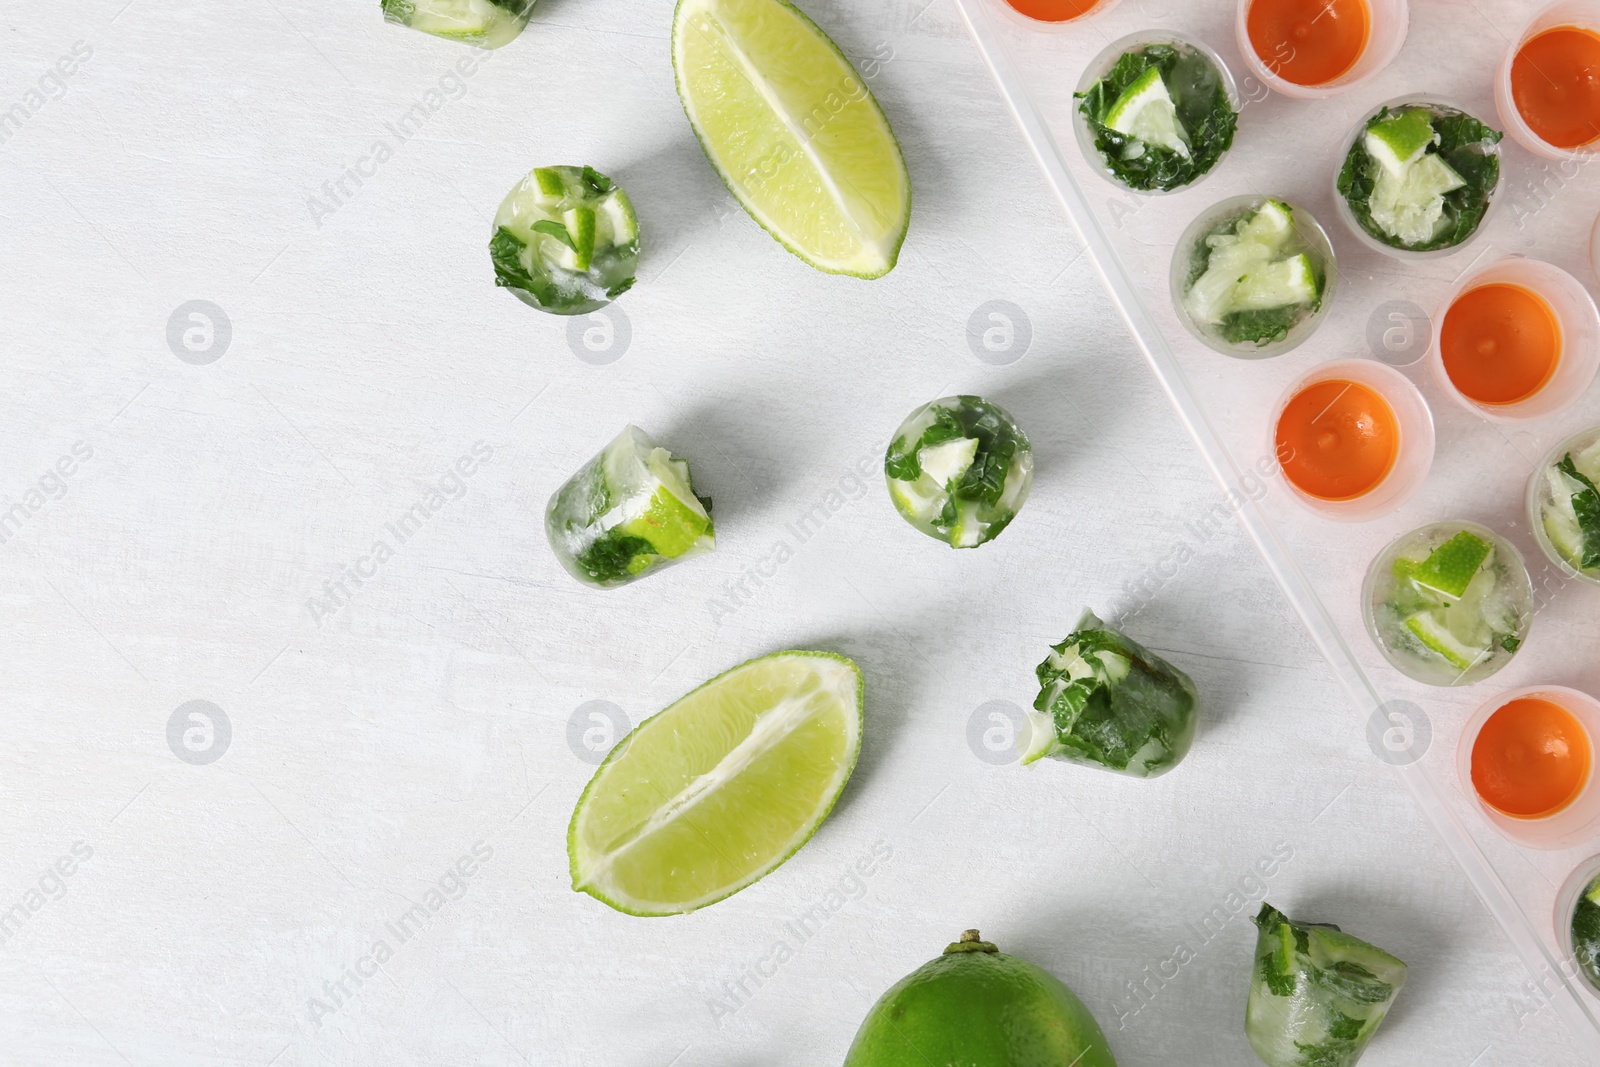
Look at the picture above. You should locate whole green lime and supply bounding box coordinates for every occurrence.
[843,930,1118,1066]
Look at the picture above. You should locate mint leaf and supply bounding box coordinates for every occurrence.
[575,532,658,584]
[380,0,416,22]
[532,219,578,253]
[490,227,534,288]
[1574,880,1600,991]
[1558,453,1600,569]
[581,166,615,196]
[1220,305,1301,346]
[490,226,563,308]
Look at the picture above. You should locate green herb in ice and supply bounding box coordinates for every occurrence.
[491,165,639,315]
[1558,454,1600,570]
[1022,610,1200,777]
[545,426,714,589]
[1077,44,1236,192]
[1574,874,1600,993]
[1247,904,1407,1067]
[381,0,532,48]
[884,396,1033,549]
[1337,105,1501,252]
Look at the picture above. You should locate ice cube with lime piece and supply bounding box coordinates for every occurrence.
[545,426,714,589]
[1077,40,1237,193]
[1338,103,1502,252]
[490,165,639,316]
[884,396,1033,549]
[381,0,532,48]
[1367,522,1533,687]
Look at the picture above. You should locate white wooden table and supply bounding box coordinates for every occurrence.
[0,0,1582,1063]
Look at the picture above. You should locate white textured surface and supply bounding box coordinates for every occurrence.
[0,0,1585,1064]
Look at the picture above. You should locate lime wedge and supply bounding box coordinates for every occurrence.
[1237,199,1294,248]
[1105,66,1190,158]
[1365,109,1438,176]
[619,450,712,558]
[1369,153,1466,246]
[889,476,943,522]
[671,0,911,278]
[568,651,864,915]
[1412,530,1492,599]
[1232,253,1319,312]
[1404,611,1489,671]
[917,437,979,487]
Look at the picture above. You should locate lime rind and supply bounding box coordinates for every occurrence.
[567,650,865,916]
[1412,530,1493,598]
[1404,611,1488,671]
[670,0,911,279]
[1364,109,1438,175]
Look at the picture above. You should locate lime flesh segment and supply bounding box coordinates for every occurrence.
[1106,66,1190,158]
[619,451,711,558]
[568,651,864,916]
[1232,253,1319,311]
[1413,530,1492,598]
[671,0,911,278]
[1369,151,1465,246]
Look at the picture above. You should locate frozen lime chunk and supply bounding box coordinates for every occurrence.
[1369,153,1466,248]
[884,396,1032,549]
[1364,108,1437,175]
[1106,66,1190,158]
[1410,529,1492,598]
[1023,610,1200,777]
[491,165,639,315]
[545,426,714,588]
[1246,903,1407,1067]
[381,0,532,48]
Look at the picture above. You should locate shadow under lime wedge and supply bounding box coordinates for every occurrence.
[568,651,864,916]
[671,0,911,278]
